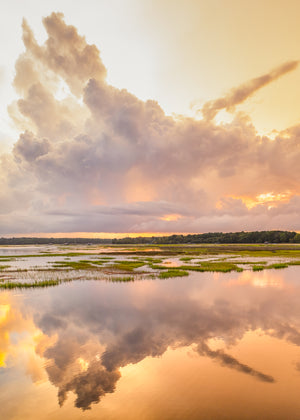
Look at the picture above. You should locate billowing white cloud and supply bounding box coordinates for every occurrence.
[0,12,300,234]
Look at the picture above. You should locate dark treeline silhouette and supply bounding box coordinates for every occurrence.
[0,231,299,245]
[112,231,300,244]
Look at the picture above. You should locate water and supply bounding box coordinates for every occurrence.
[1,268,300,419]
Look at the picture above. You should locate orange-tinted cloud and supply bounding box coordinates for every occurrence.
[0,13,300,235]
[201,60,299,120]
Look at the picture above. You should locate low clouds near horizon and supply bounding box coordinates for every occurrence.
[1,12,300,235]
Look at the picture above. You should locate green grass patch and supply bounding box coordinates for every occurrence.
[147,263,169,270]
[252,265,265,271]
[97,257,114,260]
[144,257,163,263]
[232,261,268,265]
[266,263,289,269]
[181,262,243,273]
[288,260,300,266]
[158,269,189,278]
[52,261,98,270]
[232,249,300,258]
[108,261,146,271]
[0,279,63,289]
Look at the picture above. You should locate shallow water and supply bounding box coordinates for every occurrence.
[1,268,300,419]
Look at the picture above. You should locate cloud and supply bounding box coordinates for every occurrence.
[21,13,107,96]
[201,61,299,120]
[0,66,4,85]
[1,13,300,234]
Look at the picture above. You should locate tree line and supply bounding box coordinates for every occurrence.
[0,231,299,245]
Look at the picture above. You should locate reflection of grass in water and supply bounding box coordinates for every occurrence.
[158,270,189,278]
[108,276,135,282]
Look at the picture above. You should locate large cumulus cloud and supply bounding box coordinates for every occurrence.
[1,12,300,234]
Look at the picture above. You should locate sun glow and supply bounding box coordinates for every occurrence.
[229,271,285,289]
[0,304,10,323]
[160,214,182,222]
[0,304,10,367]
[78,357,89,371]
[230,191,292,210]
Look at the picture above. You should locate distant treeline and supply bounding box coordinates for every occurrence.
[111,231,300,244]
[0,231,300,245]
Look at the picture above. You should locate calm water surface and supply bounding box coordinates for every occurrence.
[1,268,300,419]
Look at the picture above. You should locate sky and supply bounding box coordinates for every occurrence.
[0,0,300,236]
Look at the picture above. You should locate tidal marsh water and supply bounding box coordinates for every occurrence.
[1,245,300,419]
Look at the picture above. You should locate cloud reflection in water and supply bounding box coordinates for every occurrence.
[2,269,300,411]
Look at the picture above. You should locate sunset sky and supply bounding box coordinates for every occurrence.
[0,0,300,236]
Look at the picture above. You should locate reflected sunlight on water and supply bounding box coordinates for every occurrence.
[1,268,300,419]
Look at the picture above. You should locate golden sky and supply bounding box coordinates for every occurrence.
[0,1,300,235]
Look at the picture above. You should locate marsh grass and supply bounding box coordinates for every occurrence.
[181,262,243,273]
[0,279,63,289]
[252,262,289,271]
[2,244,300,278]
[232,261,268,265]
[108,260,146,271]
[158,269,189,278]
[252,265,265,271]
[144,257,163,263]
[266,263,289,269]
[147,264,169,270]
[180,257,194,262]
[52,261,100,270]
[231,249,300,258]
[288,260,300,266]
[97,257,114,260]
